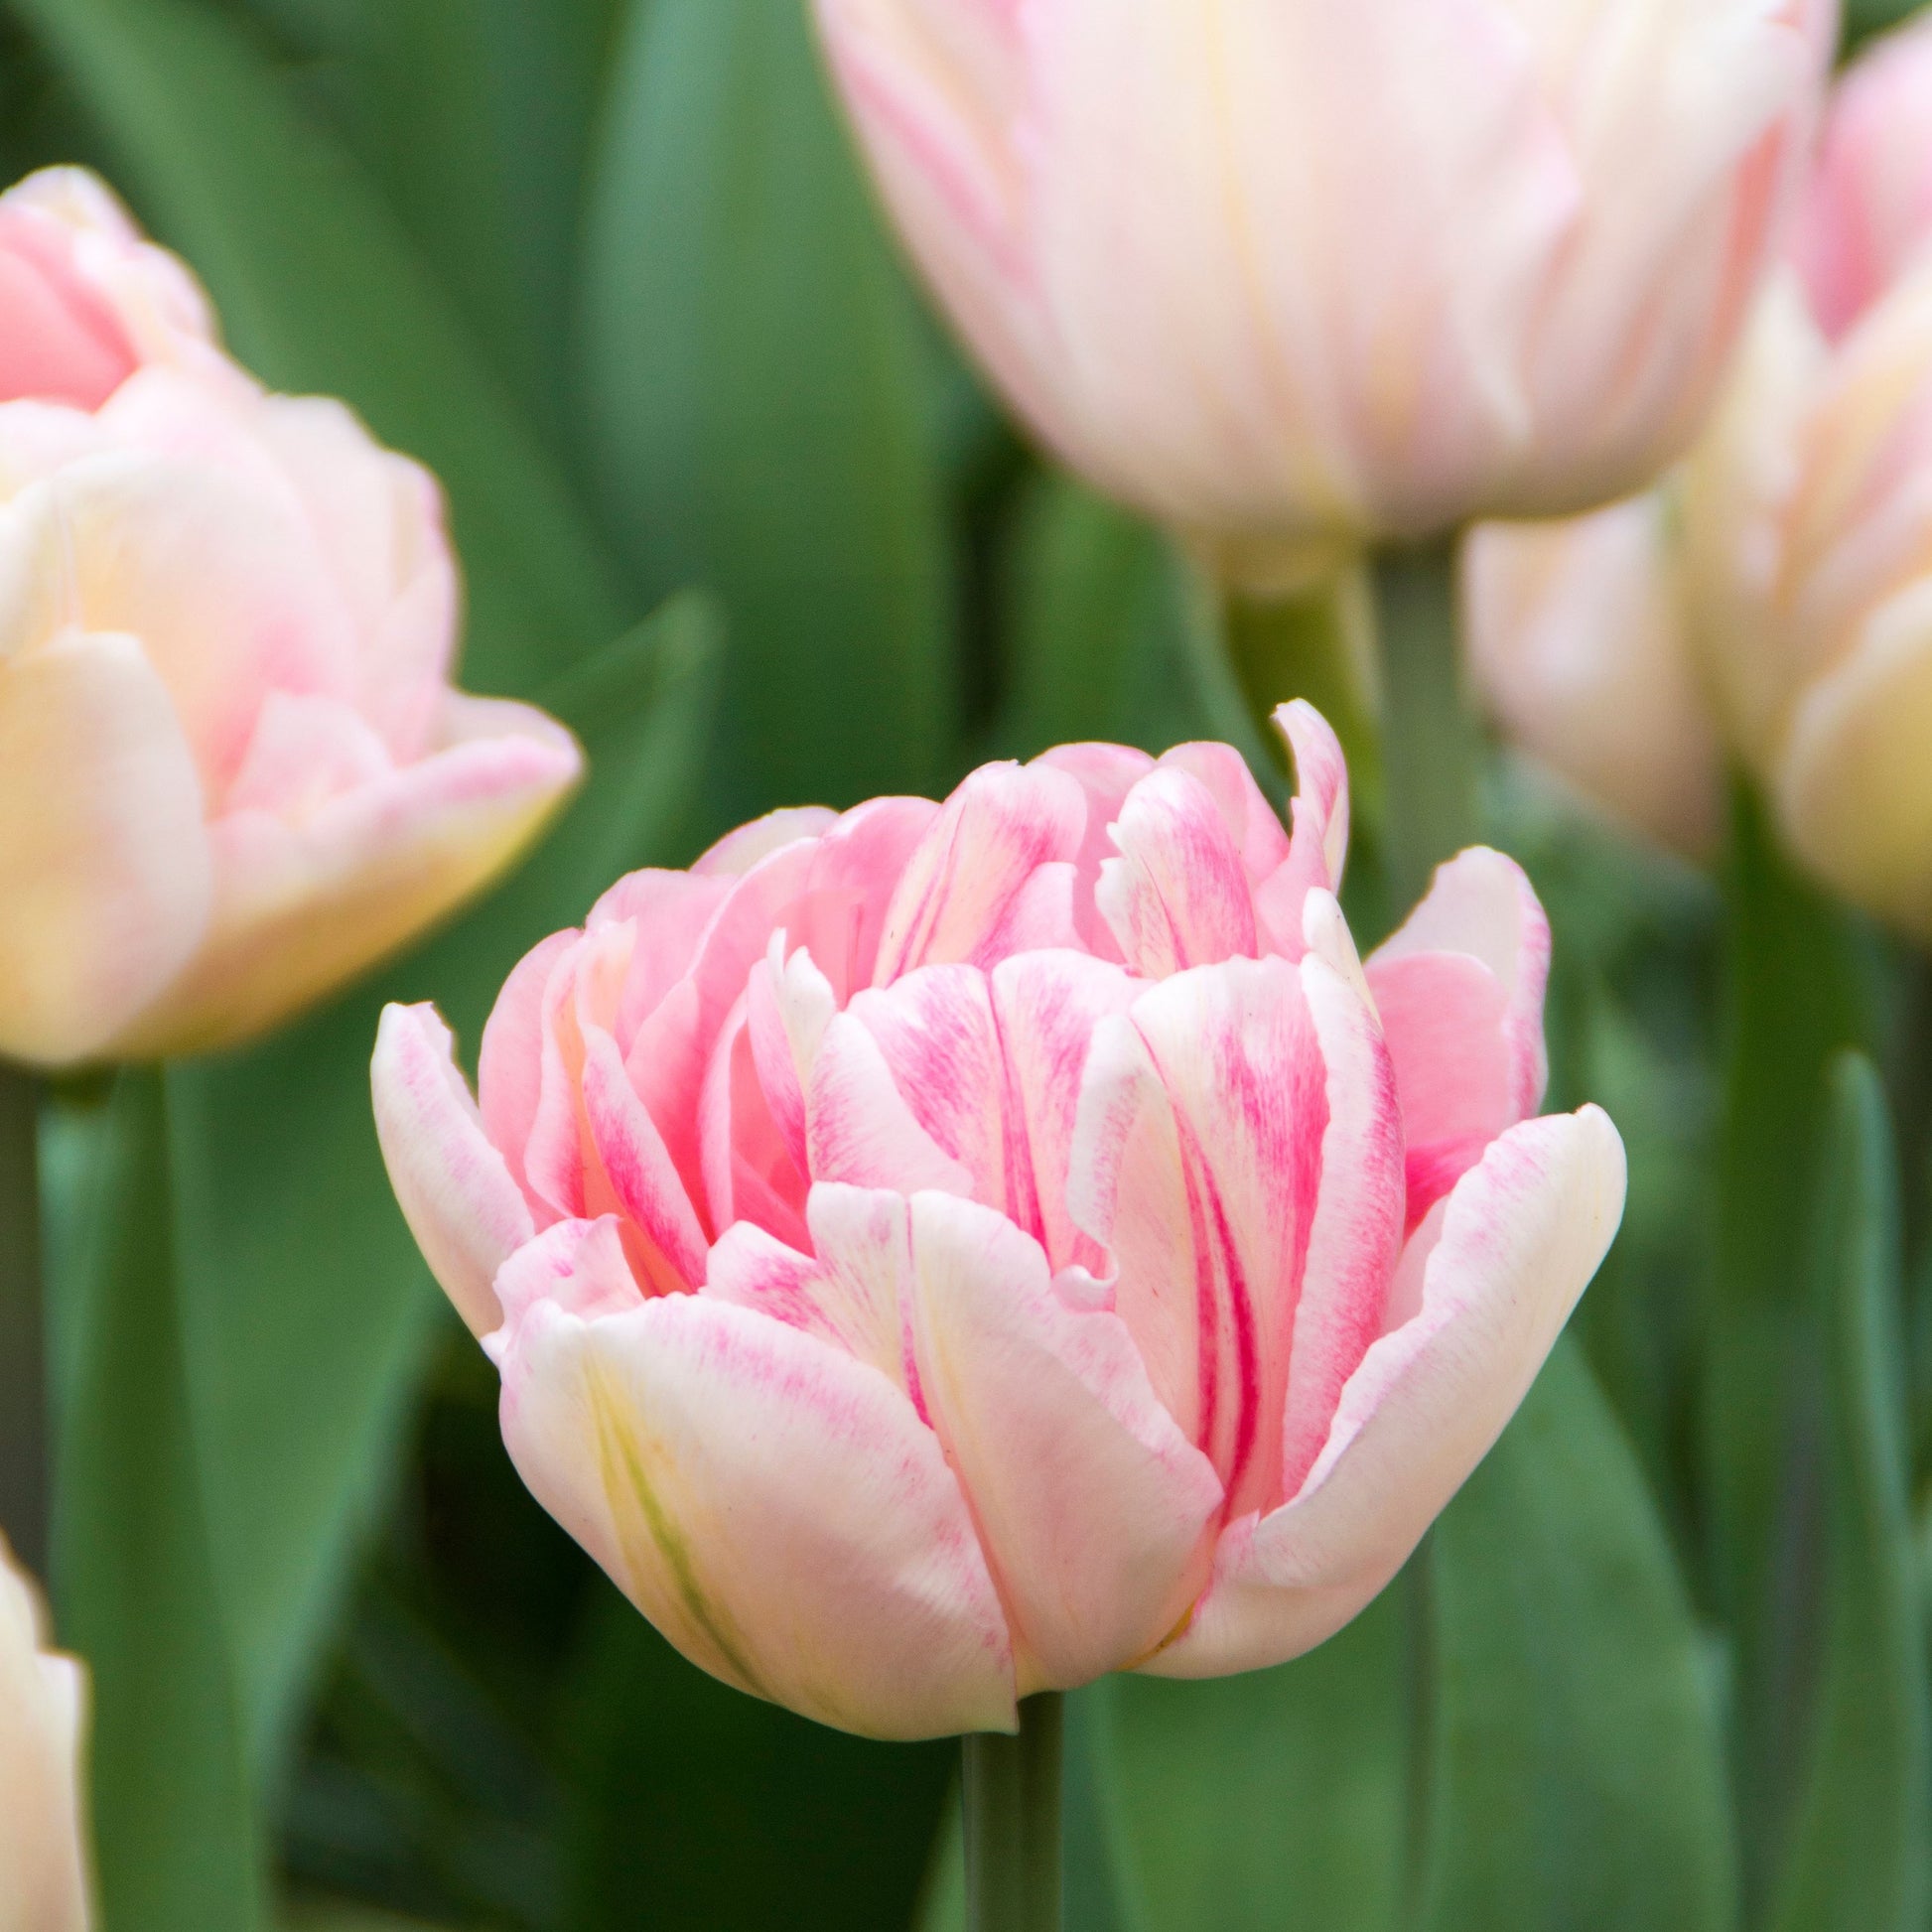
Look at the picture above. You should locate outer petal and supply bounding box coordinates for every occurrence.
[904,1192,1221,1694]
[1144,1106,1626,1680]
[113,696,582,1056]
[1369,846,1552,1127]
[874,761,1085,982]
[495,1225,1017,1740]
[0,1535,90,1932]
[478,928,582,1212]
[1253,702,1351,956]
[372,1003,536,1336]
[0,626,210,1067]
[1097,765,1260,976]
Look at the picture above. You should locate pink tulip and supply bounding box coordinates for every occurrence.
[812,0,1835,569]
[1793,11,1932,341]
[1463,495,1725,857]
[0,168,222,412]
[373,706,1625,1738]
[0,170,582,1066]
[0,1537,90,1932]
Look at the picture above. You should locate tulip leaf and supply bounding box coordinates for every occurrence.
[161,595,718,1795]
[1707,782,1880,1904]
[51,1069,265,1932]
[5,0,630,695]
[1416,1336,1736,1932]
[1090,1589,1410,1932]
[582,0,955,825]
[1765,1054,1931,1932]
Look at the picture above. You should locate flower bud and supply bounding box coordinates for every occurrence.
[0,171,582,1066]
[814,0,1834,568]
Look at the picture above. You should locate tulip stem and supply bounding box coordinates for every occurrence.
[964,1692,1064,1931]
[0,1062,46,1575]
[1375,539,1483,913]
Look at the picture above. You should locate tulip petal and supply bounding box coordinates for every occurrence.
[1032,740,1158,958]
[372,1002,535,1337]
[496,1226,1017,1740]
[805,1010,976,1199]
[1097,765,1260,976]
[479,928,582,1213]
[904,1191,1221,1692]
[115,696,582,1056]
[1158,739,1292,882]
[0,626,211,1065]
[1143,1106,1626,1680]
[0,1535,89,1932]
[1368,845,1552,1206]
[875,761,1086,982]
[1254,702,1351,956]
[1067,957,1331,1521]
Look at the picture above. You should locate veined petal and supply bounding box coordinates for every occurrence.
[875,761,1085,982]
[372,1003,535,1337]
[1067,957,1330,1521]
[496,1247,1016,1740]
[805,1009,976,1199]
[1158,739,1292,882]
[904,1192,1221,1693]
[1097,765,1260,976]
[1143,1107,1625,1680]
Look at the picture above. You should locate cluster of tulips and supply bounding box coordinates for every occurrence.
[13,0,1932,1923]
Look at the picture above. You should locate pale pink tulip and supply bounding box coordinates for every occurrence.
[1463,496,1725,856]
[812,0,1835,571]
[373,706,1625,1738]
[0,168,223,411]
[0,170,582,1066]
[1793,11,1932,341]
[0,1537,90,1932]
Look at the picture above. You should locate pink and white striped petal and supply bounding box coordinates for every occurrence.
[1142,1106,1625,1680]
[904,1192,1222,1693]
[372,1002,536,1337]
[1254,702,1351,957]
[1097,765,1260,977]
[495,1227,1017,1740]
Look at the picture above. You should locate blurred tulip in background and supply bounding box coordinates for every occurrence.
[0,1533,89,1932]
[1469,12,1932,937]
[0,168,582,1068]
[373,704,1624,1740]
[813,0,1836,578]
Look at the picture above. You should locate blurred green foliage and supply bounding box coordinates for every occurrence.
[4,1,1931,1928]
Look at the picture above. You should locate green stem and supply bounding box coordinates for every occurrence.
[1374,540,1482,916]
[0,1062,46,1576]
[964,1692,1064,1932]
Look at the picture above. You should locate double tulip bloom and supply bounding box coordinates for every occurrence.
[1469,14,1932,936]
[814,0,1835,572]
[0,1537,89,1932]
[0,169,580,1066]
[375,707,1624,1738]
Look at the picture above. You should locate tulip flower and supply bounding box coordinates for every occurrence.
[373,704,1625,1739]
[0,169,582,1067]
[1467,18,1932,934]
[811,0,1835,572]
[0,1535,89,1932]
[1462,495,1724,856]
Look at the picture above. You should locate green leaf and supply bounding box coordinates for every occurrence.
[1766,1054,1931,1932]
[51,1070,265,1932]
[7,0,629,694]
[1845,0,1924,55]
[1417,1338,1736,1932]
[1707,783,1880,1901]
[164,598,718,1787]
[582,0,954,823]
[1092,1588,1409,1932]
